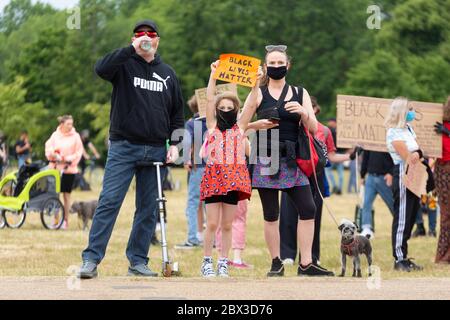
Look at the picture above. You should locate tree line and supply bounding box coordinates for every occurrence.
[0,0,448,159]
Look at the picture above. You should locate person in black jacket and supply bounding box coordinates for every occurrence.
[79,20,184,279]
[360,150,395,239]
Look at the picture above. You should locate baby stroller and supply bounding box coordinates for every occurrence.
[0,161,65,229]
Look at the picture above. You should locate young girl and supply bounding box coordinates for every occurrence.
[199,60,261,277]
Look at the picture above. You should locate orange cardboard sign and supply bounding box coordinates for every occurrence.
[213,53,261,88]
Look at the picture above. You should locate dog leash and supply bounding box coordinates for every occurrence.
[305,117,340,229]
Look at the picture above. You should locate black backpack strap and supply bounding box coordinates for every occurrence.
[292,85,304,106]
[292,85,305,131]
[275,84,289,110]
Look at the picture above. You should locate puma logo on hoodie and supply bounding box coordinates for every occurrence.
[133,73,171,92]
[152,72,170,89]
[133,76,164,92]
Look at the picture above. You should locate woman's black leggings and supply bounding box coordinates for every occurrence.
[258,185,316,222]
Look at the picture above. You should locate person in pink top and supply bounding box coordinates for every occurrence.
[45,115,84,229]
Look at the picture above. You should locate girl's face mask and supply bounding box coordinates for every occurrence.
[217,109,237,131]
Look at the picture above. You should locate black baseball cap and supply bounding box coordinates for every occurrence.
[133,19,159,35]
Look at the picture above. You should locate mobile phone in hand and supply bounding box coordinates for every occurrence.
[269,117,280,122]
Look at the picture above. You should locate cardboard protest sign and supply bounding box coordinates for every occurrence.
[213,54,261,88]
[403,162,428,198]
[336,95,443,158]
[195,83,238,118]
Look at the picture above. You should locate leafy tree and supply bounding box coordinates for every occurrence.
[0,0,447,161]
[165,0,379,119]
[0,77,50,157]
[341,0,450,103]
[12,27,68,108]
[0,0,55,34]
[339,50,423,98]
[83,102,110,159]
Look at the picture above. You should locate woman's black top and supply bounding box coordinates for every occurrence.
[256,85,302,155]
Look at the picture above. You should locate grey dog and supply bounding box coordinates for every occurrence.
[338,219,373,277]
[70,200,98,230]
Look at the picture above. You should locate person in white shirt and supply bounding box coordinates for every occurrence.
[385,97,424,272]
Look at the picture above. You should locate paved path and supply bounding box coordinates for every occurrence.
[1,277,449,300]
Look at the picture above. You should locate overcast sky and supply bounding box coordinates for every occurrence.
[0,0,79,13]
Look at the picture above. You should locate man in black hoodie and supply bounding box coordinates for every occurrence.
[79,20,184,279]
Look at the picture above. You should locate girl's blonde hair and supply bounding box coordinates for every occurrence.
[444,96,450,122]
[384,97,410,129]
[215,92,241,113]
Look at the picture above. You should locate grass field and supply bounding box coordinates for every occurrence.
[1,168,449,281]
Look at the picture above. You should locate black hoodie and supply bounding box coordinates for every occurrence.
[95,45,184,146]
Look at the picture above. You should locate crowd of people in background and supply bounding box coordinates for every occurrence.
[15,130,32,170]
[175,45,449,277]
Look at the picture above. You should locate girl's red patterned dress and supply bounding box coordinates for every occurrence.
[200,124,251,201]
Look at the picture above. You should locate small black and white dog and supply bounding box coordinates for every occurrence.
[70,200,98,230]
[338,219,373,277]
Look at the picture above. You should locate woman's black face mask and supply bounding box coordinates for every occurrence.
[266,65,288,80]
[217,109,237,131]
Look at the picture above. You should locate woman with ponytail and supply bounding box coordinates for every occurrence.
[45,115,83,229]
